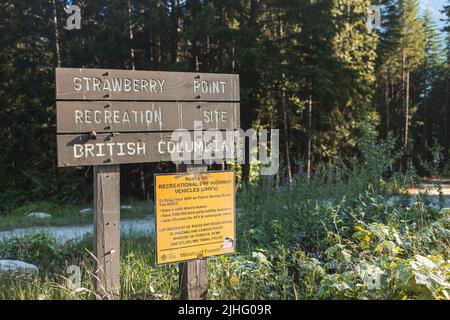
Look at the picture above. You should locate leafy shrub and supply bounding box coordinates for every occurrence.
[0,233,63,273]
[8,202,61,217]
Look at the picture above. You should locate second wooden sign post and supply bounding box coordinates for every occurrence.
[178,164,208,300]
[55,67,240,300]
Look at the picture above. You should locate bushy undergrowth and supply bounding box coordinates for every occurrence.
[0,133,449,300]
[1,184,448,299]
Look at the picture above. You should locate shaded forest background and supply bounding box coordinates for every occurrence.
[0,0,449,213]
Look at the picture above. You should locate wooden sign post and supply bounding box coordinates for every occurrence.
[93,165,120,299]
[55,67,240,300]
[178,164,209,300]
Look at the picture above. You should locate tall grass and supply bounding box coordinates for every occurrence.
[0,132,449,300]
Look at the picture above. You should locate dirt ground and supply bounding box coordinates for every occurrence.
[408,178,450,195]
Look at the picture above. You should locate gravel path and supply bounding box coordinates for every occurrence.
[408,179,450,196]
[0,216,155,244]
[0,191,448,245]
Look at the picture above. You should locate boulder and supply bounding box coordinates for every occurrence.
[0,260,39,277]
[79,208,93,215]
[26,212,51,219]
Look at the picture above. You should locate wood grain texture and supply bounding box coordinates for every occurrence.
[57,101,240,133]
[178,164,208,300]
[56,68,240,101]
[57,132,236,167]
[93,165,120,300]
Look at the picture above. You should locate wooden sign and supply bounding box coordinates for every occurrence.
[56,68,240,101]
[57,132,235,167]
[56,68,240,168]
[57,101,240,133]
[55,67,240,300]
[154,171,236,265]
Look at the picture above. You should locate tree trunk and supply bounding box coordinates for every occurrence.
[218,5,224,71]
[128,0,135,70]
[385,77,390,132]
[423,72,428,149]
[282,92,292,183]
[249,0,259,27]
[240,0,259,185]
[128,0,145,199]
[188,0,199,70]
[400,51,406,171]
[170,0,181,65]
[51,0,62,67]
[404,71,410,155]
[278,11,291,184]
[445,77,449,161]
[139,164,147,200]
[306,94,313,180]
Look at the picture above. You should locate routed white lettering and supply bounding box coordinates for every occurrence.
[73,77,82,91]
[117,143,126,156]
[194,80,201,93]
[149,80,157,93]
[136,142,146,155]
[94,110,102,123]
[111,78,122,91]
[122,111,131,123]
[128,142,136,155]
[74,145,83,158]
[158,142,165,154]
[103,79,112,92]
[124,78,132,92]
[72,142,148,158]
[93,78,101,91]
[85,144,95,157]
[71,77,166,93]
[96,143,105,156]
[75,110,83,123]
[157,79,165,92]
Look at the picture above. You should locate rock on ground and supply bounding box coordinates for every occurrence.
[26,212,51,219]
[79,208,93,215]
[0,260,39,277]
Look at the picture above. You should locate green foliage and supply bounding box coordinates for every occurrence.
[0,0,449,300]
[0,233,62,272]
[0,199,153,231]
[0,183,449,299]
[0,0,448,213]
[396,254,450,300]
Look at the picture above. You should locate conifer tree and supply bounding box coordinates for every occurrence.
[377,0,425,168]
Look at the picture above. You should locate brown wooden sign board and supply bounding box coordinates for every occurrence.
[57,132,235,167]
[55,67,240,300]
[56,68,240,101]
[57,101,240,133]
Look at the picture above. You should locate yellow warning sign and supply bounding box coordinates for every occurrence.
[155,171,236,265]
